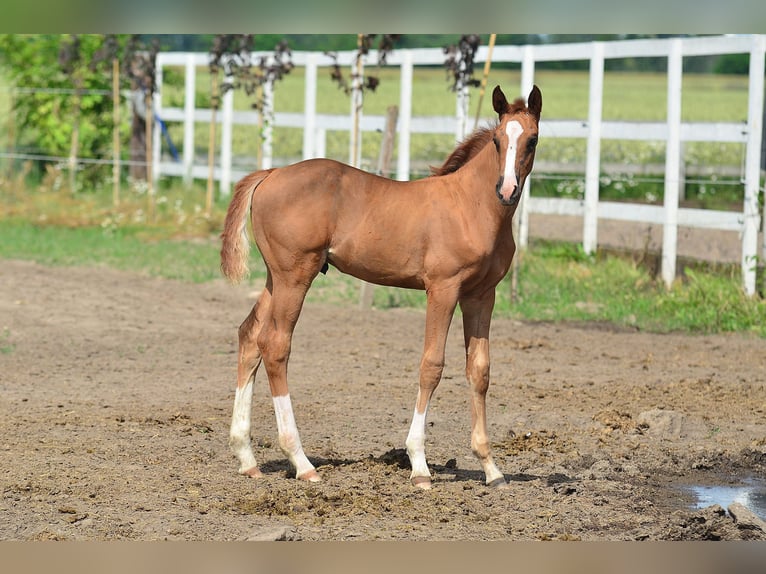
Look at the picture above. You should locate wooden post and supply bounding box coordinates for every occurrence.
[350,33,364,168]
[112,58,121,207]
[583,42,604,255]
[302,53,318,160]
[260,79,274,170]
[455,59,469,141]
[744,34,766,296]
[256,83,264,170]
[220,74,234,195]
[473,33,497,130]
[145,90,155,220]
[68,73,83,194]
[396,51,413,181]
[376,106,399,177]
[661,39,683,288]
[761,70,766,296]
[129,87,147,181]
[182,55,196,188]
[510,45,536,304]
[359,105,398,310]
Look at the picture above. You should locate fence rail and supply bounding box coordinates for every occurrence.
[151,35,765,294]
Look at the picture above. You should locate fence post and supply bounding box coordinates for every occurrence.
[583,42,604,255]
[661,38,683,288]
[219,74,234,196]
[302,52,318,160]
[350,36,364,168]
[376,105,399,177]
[511,45,536,303]
[455,59,470,141]
[762,37,766,297]
[151,62,162,201]
[112,58,121,207]
[744,34,765,296]
[262,79,274,170]
[146,90,155,219]
[206,71,218,213]
[182,54,196,187]
[315,128,326,158]
[396,50,413,181]
[518,44,535,250]
[359,105,399,310]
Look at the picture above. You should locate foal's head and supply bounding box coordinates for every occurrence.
[491,85,542,206]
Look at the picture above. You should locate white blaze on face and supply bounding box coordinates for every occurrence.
[499,120,524,203]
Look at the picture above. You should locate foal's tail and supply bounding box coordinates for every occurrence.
[220,169,275,284]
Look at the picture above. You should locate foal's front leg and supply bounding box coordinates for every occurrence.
[461,293,508,488]
[405,288,458,489]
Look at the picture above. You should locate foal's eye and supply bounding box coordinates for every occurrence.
[527,136,538,150]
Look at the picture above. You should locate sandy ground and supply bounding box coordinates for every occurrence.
[2,258,766,541]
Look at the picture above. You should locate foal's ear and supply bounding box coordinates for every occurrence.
[527,85,542,121]
[492,85,509,117]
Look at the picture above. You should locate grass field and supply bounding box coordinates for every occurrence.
[1,219,764,337]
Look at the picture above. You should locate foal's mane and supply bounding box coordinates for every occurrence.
[430,96,528,177]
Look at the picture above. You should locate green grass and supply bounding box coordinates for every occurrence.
[1,220,763,337]
[1,328,14,354]
[0,219,224,283]
[494,241,766,336]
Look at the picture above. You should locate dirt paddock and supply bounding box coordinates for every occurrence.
[1,258,766,541]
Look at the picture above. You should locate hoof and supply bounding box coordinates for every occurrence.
[297,469,321,482]
[241,466,263,479]
[411,476,432,490]
[487,477,510,489]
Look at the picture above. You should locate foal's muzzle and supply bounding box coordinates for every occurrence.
[496,176,522,206]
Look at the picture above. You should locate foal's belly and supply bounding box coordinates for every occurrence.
[327,248,426,290]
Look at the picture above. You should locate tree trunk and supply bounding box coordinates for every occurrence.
[129,86,147,181]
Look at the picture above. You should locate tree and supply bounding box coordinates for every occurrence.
[0,34,121,186]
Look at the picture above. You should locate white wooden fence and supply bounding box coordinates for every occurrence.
[153,35,766,294]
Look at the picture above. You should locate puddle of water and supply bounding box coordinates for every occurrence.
[687,480,766,520]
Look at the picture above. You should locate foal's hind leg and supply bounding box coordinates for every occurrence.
[460,292,508,488]
[258,273,320,482]
[229,287,272,477]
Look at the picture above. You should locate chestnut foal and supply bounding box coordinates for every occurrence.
[221,85,541,489]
